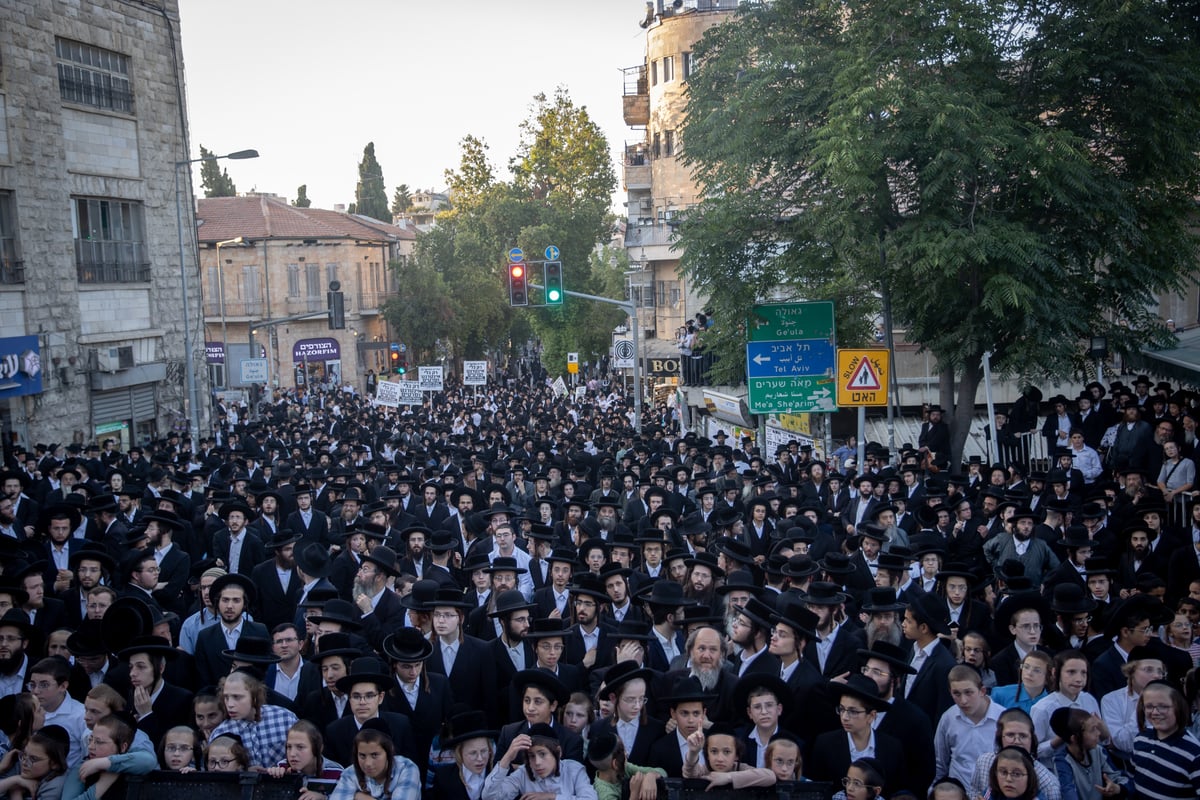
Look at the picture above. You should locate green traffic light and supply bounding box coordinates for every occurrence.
[547,289,561,303]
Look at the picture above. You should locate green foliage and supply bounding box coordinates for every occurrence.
[398,91,618,371]
[679,0,1200,457]
[381,256,455,363]
[354,142,390,223]
[198,144,237,198]
[293,185,311,208]
[391,184,412,215]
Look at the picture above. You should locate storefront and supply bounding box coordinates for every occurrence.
[293,337,342,387]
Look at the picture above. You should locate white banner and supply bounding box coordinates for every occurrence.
[418,366,444,392]
[398,380,423,405]
[375,380,401,408]
[552,376,568,398]
[463,360,488,386]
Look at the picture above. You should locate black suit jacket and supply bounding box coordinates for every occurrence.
[385,672,453,771]
[902,640,956,722]
[563,622,616,673]
[154,545,192,615]
[804,622,867,679]
[426,635,496,725]
[251,560,303,632]
[286,510,331,546]
[588,716,664,766]
[29,597,65,637]
[324,712,415,769]
[647,731,687,778]
[298,686,351,733]
[194,621,270,687]
[809,728,907,796]
[134,681,194,745]
[877,698,935,794]
[211,529,266,577]
[357,589,406,652]
[264,661,323,706]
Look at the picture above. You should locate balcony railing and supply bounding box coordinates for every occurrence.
[358,291,387,311]
[203,299,265,317]
[625,222,678,248]
[75,240,150,283]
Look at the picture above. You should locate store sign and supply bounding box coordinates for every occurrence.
[0,336,42,398]
[646,357,681,376]
[206,342,224,364]
[293,338,341,362]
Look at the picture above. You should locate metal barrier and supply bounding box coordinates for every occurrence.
[125,771,304,800]
[665,779,834,800]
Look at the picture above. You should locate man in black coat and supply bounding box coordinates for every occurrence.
[117,635,194,747]
[496,670,584,763]
[193,573,270,687]
[901,591,957,723]
[587,661,662,766]
[802,582,867,679]
[352,546,406,653]
[425,589,497,726]
[324,657,416,768]
[211,500,266,578]
[286,485,332,545]
[250,530,304,632]
[298,633,358,732]
[858,640,936,795]
[647,676,714,778]
[381,629,454,775]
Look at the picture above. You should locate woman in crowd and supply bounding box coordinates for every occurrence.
[192,694,224,742]
[1130,682,1200,799]
[208,673,298,769]
[191,736,250,773]
[329,726,420,800]
[969,708,1061,800]
[0,694,44,777]
[266,721,342,800]
[157,727,202,771]
[992,651,1054,714]
[62,714,156,800]
[1099,646,1165,760]
[986,747,1040,800]
[0,725,70,800]
[431,712,497,800]
[681,725,776,788]
[1031,651,1104,760]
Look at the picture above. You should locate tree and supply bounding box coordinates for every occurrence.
[293,185,311,208]
[678,0,1200,464]
[390,184,412,215]
[198,144,237,197]
[353,142,390,222]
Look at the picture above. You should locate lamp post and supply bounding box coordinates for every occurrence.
[174,148,258,436]
[215,237,244,389]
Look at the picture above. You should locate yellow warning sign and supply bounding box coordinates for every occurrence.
[836,349,890,407]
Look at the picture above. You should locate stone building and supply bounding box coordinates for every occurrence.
[0,0,203,451]
[196,196,414,392]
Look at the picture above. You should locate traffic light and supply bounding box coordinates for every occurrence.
[543,261,563,305]
[508,262,528,306]
[390,343,400,373]
[327,280,345,329]
[396,358,407,376]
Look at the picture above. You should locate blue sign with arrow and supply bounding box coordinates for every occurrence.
[544,245,560,261]
[508,247,524,262]
[746,339,835,378]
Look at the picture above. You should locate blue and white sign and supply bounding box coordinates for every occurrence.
[544,245,560,261]
[745,339,835,378]
[0,336,42,398]
[507,247,524,262]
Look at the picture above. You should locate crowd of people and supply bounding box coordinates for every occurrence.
[0,373,1196,800]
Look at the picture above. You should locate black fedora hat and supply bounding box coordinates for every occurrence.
[425,529,460,553]
[907,591,951,636]
[610,619,656,642]
[663,675,715,707]
[209,572,258,608]
[513,669,568,705]
[600,659,656,698]
[442,710,499,748]
[264,529,303,550]
[732,673,791,713]
[833,672,890,712]
[483,556,528,576]
[861,587,906,613]
[994,590,1052,633]
[683,551,725,579]
[217,499,257,523]
[310,632,361,662]
[636,579,694,608]
[0,577,29,607]
[399,579,440,611]
[222,635,281,664]
[770,601,820,641]
[488,589,536,618]
[677,604,724,628]
[714,569,763,598]
[295,543,332,579]
[525,617,571,640]
[568,572,610,602]
[309,598,363,631]
[1049,583,1097,617]
[1057,526,1093,550]
[732,596,776,630]
[361,545,400,577]
[781,555,821,579]
[0,607,35,639]
[118,634,179,661]
[381,628,434,663]
[67,542,116,573]
[855,640,917,675]
[802,581,847,606]
[335,656,392,693]
[819,552,857,577]
[715,538,755,566]
[65,619,107,657]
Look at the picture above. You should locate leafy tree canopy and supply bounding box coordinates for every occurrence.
[353,142,390,223]
[678,0,1200,461]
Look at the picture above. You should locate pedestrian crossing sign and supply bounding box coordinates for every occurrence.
[836,349,890,406]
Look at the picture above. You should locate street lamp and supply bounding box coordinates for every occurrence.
[215,237,245,388]
[174,148,258,436]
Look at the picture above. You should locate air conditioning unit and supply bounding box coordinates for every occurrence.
[94,346,135,373]
[638,198,652,211]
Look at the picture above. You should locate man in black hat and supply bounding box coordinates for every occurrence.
[423,587,496,725]
[647,676,716,777]
[381,629,452,775]
[1,471,38,537]
[352,545,404,651]
[728,598,780,678]
[325,656,416,767]
[563,574,615,674]
[919,405,951,471]
[193,573,269,686]
[212,500,264,577]
[298,632,358,732]
[285,484,331,546]
[0,608,34,697]
[251,530,303,631]
[856,640,934,793]
[118,634,193,745]
[801,582,865,679]
[841,474,879,536]
[141,509,191,615]
[901,592,956,720]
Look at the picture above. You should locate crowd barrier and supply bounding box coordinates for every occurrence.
[122,771,836,800]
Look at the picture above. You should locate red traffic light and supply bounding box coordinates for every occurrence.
[390,351,399,362]
[510,264,524,279]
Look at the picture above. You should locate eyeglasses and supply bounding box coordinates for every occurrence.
[207,757,238,770]
[1014,623,1043,632]
[1144,704,1173,714]
[431,612,459,621]
[165,744,193,754]
[843,778,879,790]
[20,753,45,766]
[574,600,597,608]
[350,692,379,702]
[26,681,57,692]
[835,705,868,718]
[997,769,1028,781]
[0,635,24,645]
[1129,626,1154,636]
[861,666,891,679]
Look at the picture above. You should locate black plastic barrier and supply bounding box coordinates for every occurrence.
[125,772,305,800]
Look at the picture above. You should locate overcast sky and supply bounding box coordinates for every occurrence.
[179,0,647,211]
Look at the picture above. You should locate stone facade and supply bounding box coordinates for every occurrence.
[0,0,205,450]
[196,196,415,393]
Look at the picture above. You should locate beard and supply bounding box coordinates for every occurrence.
[0,651,24,675]
[352,579,374,598]
[598,516,617,533]
[866,618,903,647]
[692,666,720,691]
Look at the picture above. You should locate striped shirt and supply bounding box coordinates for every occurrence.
[1130,730,1200,799]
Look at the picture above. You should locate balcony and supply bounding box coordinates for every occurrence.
[625,222,678,249]
[203,299,265,317]
[357,291,387,314]
[622,64,649,127]
[75,240,150,283]
[624,143,651,190]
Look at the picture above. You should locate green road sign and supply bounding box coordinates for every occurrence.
[747,376,838,414]
[747,301,835,342]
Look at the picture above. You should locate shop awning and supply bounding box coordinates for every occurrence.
[1127,327,1200,387]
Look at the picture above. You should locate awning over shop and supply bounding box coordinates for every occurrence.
[1127,327,1200,387]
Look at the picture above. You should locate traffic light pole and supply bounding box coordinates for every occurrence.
[530,282,642,431]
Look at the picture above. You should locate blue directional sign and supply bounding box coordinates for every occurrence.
[508,247,524,262]
[746,339,835,378]
[745,301,838,414]
[544,245,560,261]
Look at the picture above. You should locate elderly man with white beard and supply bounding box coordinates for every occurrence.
[859,586,907,648]
[658,625,738,724]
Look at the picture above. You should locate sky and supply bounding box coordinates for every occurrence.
[178,0,648,211]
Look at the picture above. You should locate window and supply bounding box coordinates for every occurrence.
[0,192,22,284]
[287,264,301,296]
[650,60,658,86]
[662,55,675,83]
[682,52,694,79]
[241,265,261,312]
[305,263,321,297]
[652,132,661,158]
[73,197,148,283]
[665,130,675,157]
[55,38,133,113]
